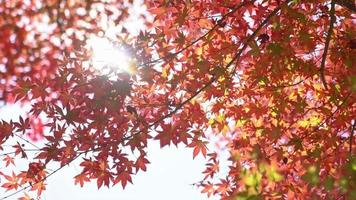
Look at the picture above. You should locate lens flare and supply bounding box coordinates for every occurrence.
[86,36,136,75]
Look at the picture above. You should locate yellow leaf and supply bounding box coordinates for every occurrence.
[298,119,309,128]
[217,113,225,123]
[224,55,232,64]
[309,115,321,126]
[208,117,215,125]
[288,91,296,101]
[198,19,212,29]
[222,125,229,135]
[314,83,322,91]
[235,119,245,128]
[267,165,283,182]
[162,67,168,78]
[196,46,204,56]
[256,129,263,137]
[253,118,263,127]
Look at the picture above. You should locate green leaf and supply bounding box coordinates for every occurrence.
[302,165,319,186]
[267,43,282,56]
[350,75,356,92]
[248,40,260,56]
[324,176,334,191]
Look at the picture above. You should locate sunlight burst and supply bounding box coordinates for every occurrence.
[87,36,135,75]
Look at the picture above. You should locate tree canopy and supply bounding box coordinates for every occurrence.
[0,0,355,199]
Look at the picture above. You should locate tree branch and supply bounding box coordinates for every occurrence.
[335,0,356,12]
[14,133,41,149]
[320,0,336,90]
[350,120,355,155]
[0,149,40,157]
[266,76,309,91]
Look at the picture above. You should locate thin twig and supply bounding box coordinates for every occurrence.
[265,75,310,91]
[0,149,40,157]
[319,0,336,90]
[14,133,41,149]
[350,120,356,155]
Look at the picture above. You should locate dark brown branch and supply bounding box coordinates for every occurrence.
[335,0,356,12]
[0,149,40,157]
[14,133,40,149]
[350,120,356,155]
[320,0,336,90]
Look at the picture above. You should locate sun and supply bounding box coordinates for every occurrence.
[83,0,150,77]
[86,36,137,75]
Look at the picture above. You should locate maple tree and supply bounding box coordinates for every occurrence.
[0,0,355,199]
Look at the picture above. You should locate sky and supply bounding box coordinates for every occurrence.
[43,142,212,200]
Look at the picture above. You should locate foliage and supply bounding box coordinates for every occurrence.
[0,0,355,199]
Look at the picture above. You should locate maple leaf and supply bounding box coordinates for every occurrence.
[188,140,208,159]
[114,171,132,189]
[216,179,230,195]
[135,155,150,172]
[18,193,32,200]
[203,161,219,180]
[13,142,28,158]
[74,173,90,187]
[154,123,173,148]
[3,155,15,167]
[201,182,214,197]
[12,79,34,102]
[1,172,19,191]
[96,172,112,189]
[14,116,31,134]
[30,181,46,196]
